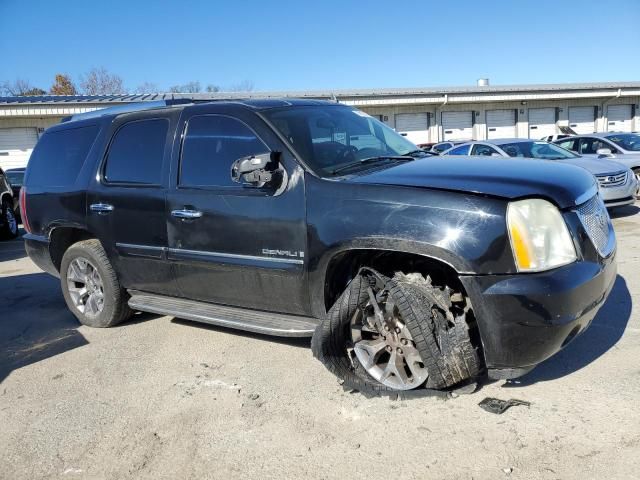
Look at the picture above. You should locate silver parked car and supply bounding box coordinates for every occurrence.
[443,138,638,208]
[554,133,640,184]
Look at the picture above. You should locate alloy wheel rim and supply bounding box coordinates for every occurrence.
[351,292,429,390]
[67,257,105,316]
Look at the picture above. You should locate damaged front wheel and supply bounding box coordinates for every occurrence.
[312,268,483,393]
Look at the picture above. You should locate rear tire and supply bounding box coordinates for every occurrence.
[60,239,133,328]
[312,269,483,392]
[0,200,19,240]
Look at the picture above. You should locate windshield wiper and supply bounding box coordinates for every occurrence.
[331,156,413,175]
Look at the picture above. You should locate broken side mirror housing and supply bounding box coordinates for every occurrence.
[231,152,284,189]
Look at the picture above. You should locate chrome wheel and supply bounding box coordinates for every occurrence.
[5,206,17,235]
[351,287,429,390]
[635,171,640,197]
[66,257,105,316]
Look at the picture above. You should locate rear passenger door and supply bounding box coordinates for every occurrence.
[87,110,180,295]
[166,105,308,315]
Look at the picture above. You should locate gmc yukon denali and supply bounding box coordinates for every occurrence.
[22,99,616,393]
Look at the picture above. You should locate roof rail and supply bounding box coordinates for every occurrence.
[62,99,193,123]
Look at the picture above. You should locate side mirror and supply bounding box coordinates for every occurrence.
[231,152,283,188]
[596,148,612,156]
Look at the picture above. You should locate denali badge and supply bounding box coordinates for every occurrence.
[262,248,305,258]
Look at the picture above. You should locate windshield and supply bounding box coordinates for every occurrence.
[5,170,24,186]
[263,106,419,176]
[605,133,640,151]
[499,141,579,160]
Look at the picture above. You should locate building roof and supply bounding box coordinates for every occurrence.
[1,81,639,105]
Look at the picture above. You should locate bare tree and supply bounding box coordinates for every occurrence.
[50,74,77,95]
[0,78,43,96]
[134,81,159,94]
[80,67,126,95]
[205,84,220,93]
[169,81,201,93]
[228,80,255,92]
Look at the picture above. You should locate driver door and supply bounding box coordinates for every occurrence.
[166,105,309,315]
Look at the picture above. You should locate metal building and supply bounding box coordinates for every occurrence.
[0,81,639,170]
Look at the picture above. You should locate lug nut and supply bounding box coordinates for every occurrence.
[397,348,403,355]
[394,327,401,334]
[401,338,408,346]
[384,325,390,331]
[386,345,393,353]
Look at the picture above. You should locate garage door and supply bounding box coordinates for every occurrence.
[442,111,473,141]
[0,127,39,170]
[528,108,556,139]
[395,113,429,145]
[486,109,516,139]
[569,106,596,134]
[607,104,633,132]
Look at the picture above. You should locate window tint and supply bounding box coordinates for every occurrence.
[26,125,99,187]
[432,143,452,153]
[556,139,577,151]
[472,144,500,156]
[104,119,168,184]
[446,144,470,155]
[180,115,269,187]
[578,138,614,155]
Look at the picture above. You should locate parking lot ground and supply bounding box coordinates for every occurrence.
[2,206,640,480]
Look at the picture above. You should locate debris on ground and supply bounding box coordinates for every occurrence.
[479,397,531,414]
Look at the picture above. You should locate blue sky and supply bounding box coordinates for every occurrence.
[1,0,639,92]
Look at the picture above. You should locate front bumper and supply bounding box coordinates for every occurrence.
[599,175,637,208]
[460,251,616,378]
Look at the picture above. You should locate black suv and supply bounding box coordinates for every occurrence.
[23,99,616,393]
[0,166,19,239]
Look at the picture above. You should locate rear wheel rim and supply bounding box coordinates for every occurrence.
[67,257,105,316]
[350,291,429,390]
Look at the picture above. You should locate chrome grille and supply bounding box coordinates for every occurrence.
[596,171,627,188]
[576,195,613,257]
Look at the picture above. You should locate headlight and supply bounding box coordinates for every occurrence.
[507,199,577,272]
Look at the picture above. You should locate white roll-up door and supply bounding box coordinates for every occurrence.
[528,108,556,139]
[568,106,596,134]
[441,111,473,141]
[395,113,429,144]
[486,109,517,139]
[0,127,39,170]
[607,104,633,132]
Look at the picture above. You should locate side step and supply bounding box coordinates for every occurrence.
[127,291,318,337]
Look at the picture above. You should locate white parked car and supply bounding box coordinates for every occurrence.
[443,138,638,208]
[554,133,640,180]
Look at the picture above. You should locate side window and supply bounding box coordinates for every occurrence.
[472,144,500,156]
[27,125,99,187]
[432,143,451,153]
[104,119,168,185]
[180,115,269,187]
[556,139,577,151]
[579,138,613,155]
[447,145,470,155]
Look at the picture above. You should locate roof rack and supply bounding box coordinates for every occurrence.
[62,99,194,123]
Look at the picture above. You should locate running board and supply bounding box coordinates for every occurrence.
[127,291,317,337]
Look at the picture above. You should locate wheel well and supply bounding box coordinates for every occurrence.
[323,249,465,313]
[49,227,95,272]
[1,192,12,205]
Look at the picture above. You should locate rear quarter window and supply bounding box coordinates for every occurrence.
[26,125,99,187]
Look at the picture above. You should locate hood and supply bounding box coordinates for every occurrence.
[349,156,596,209]
[560,156,628,175]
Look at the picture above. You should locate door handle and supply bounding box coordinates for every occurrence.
[90,203,114,213]
[171,209,203,219]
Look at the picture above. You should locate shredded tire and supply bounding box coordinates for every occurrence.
[312,268,483,392]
